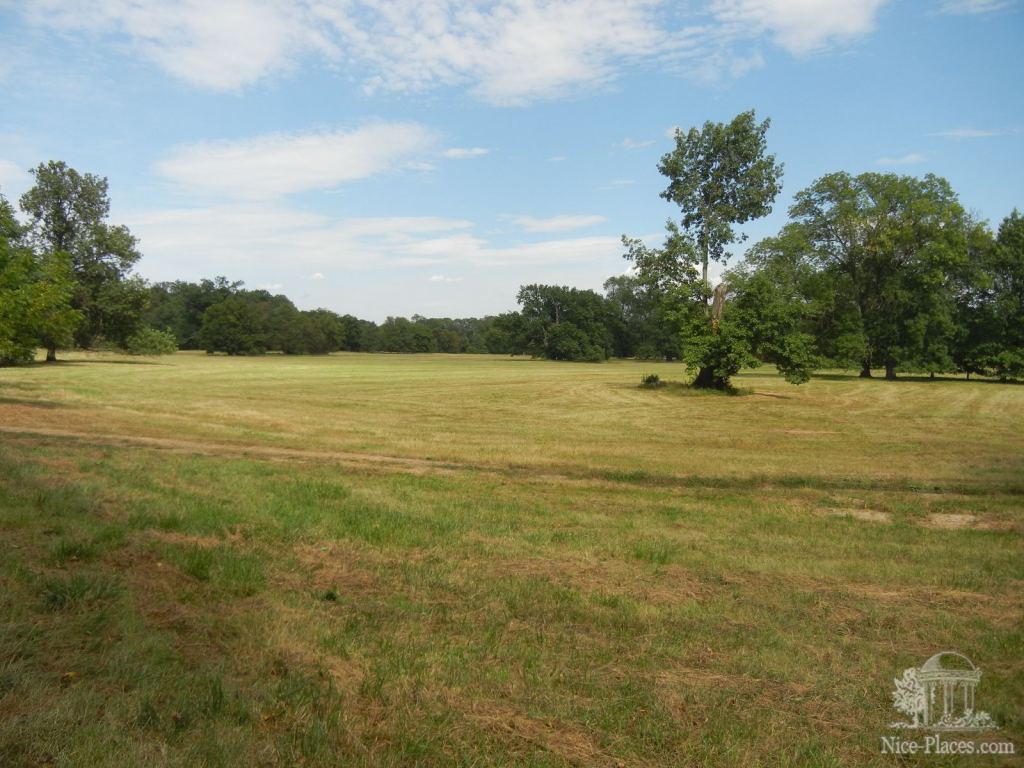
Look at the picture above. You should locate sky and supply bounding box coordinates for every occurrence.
[0,0,1022,322]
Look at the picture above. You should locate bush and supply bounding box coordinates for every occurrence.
[126,327,178,356]
[640,373,663,388]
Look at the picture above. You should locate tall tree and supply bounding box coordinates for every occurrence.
[19,161,147,360]
[658,110,783,287]
[988,210,1024,379]
[0,194,80,365]
[516,284,615,361]
[645,112,785,387]
[789,172,970,379]
[624,221,815,389]
[957,210,1024,380]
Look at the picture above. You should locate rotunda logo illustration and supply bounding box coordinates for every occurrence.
[890,652,997,731]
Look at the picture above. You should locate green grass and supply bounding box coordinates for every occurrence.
[0,351,1021,766]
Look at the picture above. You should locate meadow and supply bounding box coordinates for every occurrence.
[0,351,1021,767]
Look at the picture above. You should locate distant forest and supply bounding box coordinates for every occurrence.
[3,112,1023,385]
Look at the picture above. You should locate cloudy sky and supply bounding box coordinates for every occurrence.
[1,0,1021,321]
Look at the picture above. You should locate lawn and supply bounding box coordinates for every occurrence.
[0,352,1021,766]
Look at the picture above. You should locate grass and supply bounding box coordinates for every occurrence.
[0,350,1021,766]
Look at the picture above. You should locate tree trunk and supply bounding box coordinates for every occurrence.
[693,366,727,390]
[885,363,896,381]
[929,371,935,380]
[859,361,872,378]
[702,239,709,289]
[45,347,57,363]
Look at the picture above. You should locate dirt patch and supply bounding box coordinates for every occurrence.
[293,542,382,596]
[463,701,613,766]
[144,530,227,548]
[924,513,977,529]
[270,628,365,693]
[821,508,892,523]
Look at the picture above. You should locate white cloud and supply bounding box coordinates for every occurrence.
[320,0,669,105]
[20,0,335,91]
[124,201,621,278]
[0,159,32,201]
[15,0,891,102]
[711,0,890,55]
[619,138,654,150]
[511,214,607,233]
[429,274,463,283]
[122,204,473,272]
[309,272,325,280]
[443,147,490,159]
[547,155,568,162]
[876,152,926,165]
[931,128,999,138]
[155,122,434,199]
[941,0,1014,13]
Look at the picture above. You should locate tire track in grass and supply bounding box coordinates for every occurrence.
[3,425,1021,500]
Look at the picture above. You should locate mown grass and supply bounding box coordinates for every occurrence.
[0,351,1021,766]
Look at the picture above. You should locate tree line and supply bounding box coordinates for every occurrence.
[2,127,1022,388]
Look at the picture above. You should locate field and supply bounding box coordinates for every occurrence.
[0,352,1021,767]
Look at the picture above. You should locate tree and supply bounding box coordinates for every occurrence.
[622,222,816,389]
[627,113,790,388]
[19,161,147,359]
[659,110,783,287]
[789,172,971,379]
[144,277,242,349]
[607,226,693,360]
[891,667,925,728]
[198,297,266,355]
[0,194,80,365]
[986,210,1024,379]
[125,327,178,356]
[515,284,615,361]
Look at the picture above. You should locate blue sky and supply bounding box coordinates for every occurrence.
[1,0,1021,321]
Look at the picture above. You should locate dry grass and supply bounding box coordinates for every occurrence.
[0,351,1021,766]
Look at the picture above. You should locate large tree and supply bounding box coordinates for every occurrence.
[515,284,615,361]
[19,161,147,360]
[659,110,783,288]
[624,221,815,389]
[640,112,787,387]
[0,194,80,365]
[789,172,971,379]
[954,210,1024,380]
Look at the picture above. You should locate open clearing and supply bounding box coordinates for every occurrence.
[1,352,1022,766]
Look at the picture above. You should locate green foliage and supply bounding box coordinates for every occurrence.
[199,297,267,355]
[639,373,663,388]
[680,312,756,390]
[659,110,784,283]
[0,194,80,365]
[789,171,971,379]
[125,326,178,356]
[956,210,1024,380]
[622,113,808,390]
[19,161,146,355]
[622,111,796,389]
[515,283,615,361]
[606,233,692,360]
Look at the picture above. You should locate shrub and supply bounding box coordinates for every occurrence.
[126,327,178,356]
[640,373,663,388]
